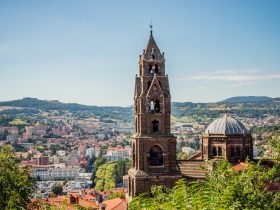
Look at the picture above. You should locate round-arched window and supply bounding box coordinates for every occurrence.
[149,146,163,166]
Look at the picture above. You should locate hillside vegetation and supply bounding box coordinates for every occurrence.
[221,96,272,103]
[0,97,280,125]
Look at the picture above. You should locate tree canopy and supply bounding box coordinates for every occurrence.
[130,159,280,209]
[0,145,34,209]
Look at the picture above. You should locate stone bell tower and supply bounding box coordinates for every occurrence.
[128,29,181,198]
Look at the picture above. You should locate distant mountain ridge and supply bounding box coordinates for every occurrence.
[0,97,127,110]
[0,97,133,121]
[221,96,272,103]
[0,96,277,108]
[0,97,279,123]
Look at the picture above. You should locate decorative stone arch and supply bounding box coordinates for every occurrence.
[149,145,164,166]
[148,96,163,113]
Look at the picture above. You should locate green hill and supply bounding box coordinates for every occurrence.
[0,97,279,124]
[221,96,272,103]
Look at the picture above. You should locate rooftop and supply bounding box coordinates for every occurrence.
[205,114,249,135]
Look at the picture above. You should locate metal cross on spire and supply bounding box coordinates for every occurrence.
[150,20,153,34]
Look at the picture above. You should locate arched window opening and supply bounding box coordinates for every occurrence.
[218,147,222,156]
[149,64,153,73]
[149,146,163,166]
[230,147,235,157]
[158,81,161,87]
[150,101,155,113]
[236,147,241,156]
[152,120,159,134]
[155,64,159,74]
[212,147,217,156]
[154,100,160,113]
[148,81,151,90]
[152,54,155,59]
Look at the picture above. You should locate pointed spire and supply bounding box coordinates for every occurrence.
[142,27,163,60]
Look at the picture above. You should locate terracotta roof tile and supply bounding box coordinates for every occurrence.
[103,198,127,210]
[231,162,248,171]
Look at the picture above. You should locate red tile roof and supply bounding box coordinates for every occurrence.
[231,162,248,171]
[103,198,127,210]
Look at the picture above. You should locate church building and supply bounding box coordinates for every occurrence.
[128,29,253,198]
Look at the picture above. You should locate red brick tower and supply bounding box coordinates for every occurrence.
[128,29,181,197]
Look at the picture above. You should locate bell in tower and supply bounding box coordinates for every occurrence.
[128,28,181,198]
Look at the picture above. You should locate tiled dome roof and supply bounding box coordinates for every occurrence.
[205,114,249,135]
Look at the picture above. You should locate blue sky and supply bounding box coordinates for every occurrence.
[0,0,279,106]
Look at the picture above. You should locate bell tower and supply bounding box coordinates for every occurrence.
[128,29,181,197]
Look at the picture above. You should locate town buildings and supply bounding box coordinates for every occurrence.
[104,146,132,161]
[31,164,79,180]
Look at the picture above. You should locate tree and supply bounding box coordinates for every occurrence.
[0,145,34,209]
[95,161,117,191]
[94,157,107,169]
[106,191,126,200]
[51,183,63,196]
[92,157,107,186]
[129,159,280,210]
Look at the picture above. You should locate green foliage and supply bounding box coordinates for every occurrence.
[0,145,34,210]
[106,191,126,200]
[172,101,280,124]
[129,159,280,210]
[95,162,117,191]
[177,152,189,160]
[94,157,107,170]
[94,159,132,191]
[0,97,133,122]
[51,183,63,196]
[267,130,280,160]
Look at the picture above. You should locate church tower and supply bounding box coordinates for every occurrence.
[128,29,181,197]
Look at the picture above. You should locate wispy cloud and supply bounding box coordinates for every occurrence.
[226,82,253,88]
[182,69,280,82]
[188,86,208,91]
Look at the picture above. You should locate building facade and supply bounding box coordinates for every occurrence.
[32,165,79,180]
[202,114,253,162]
[128,30,181,197]
[104,146,132,161]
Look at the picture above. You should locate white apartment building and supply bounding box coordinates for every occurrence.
[104,146,132,161]
[32,165,79,180]
[85,146,100,159]
[86,147,95,159]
